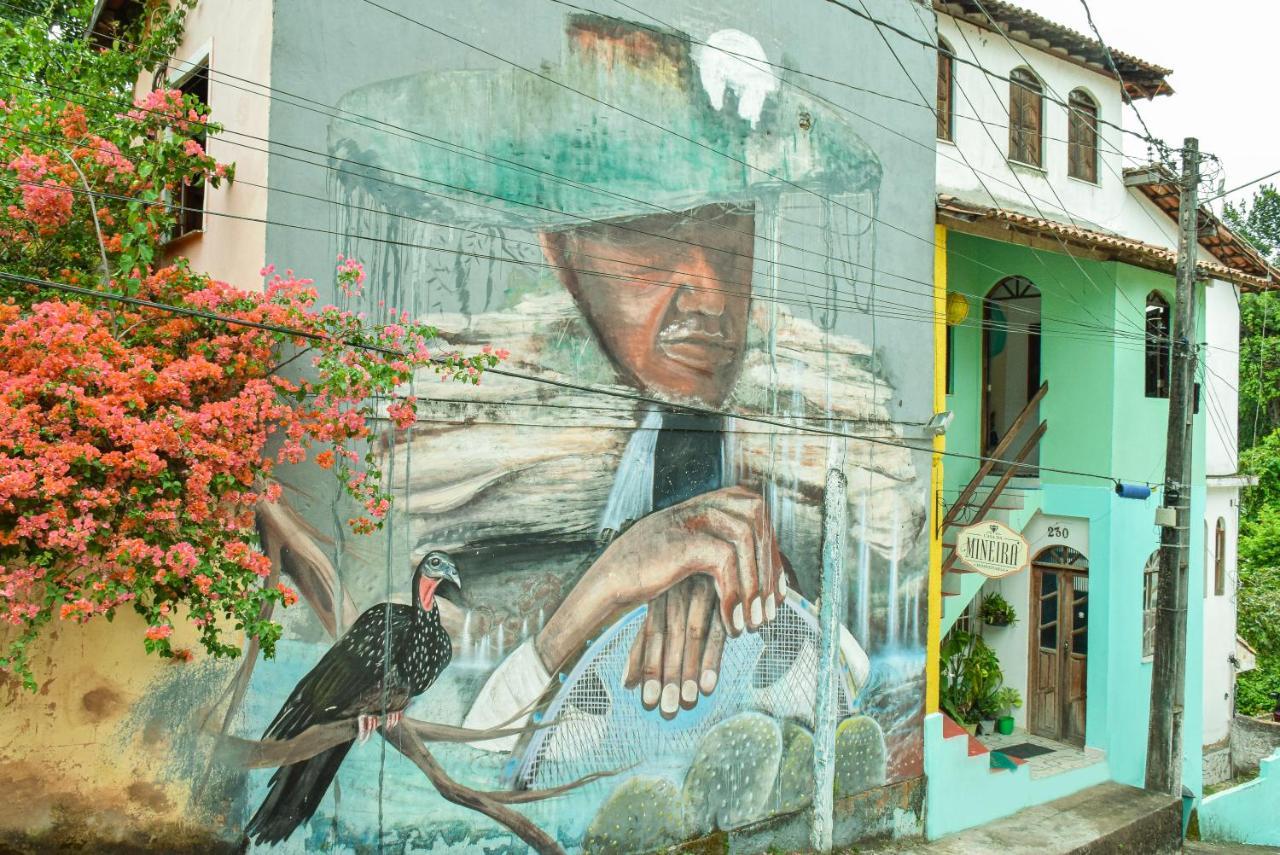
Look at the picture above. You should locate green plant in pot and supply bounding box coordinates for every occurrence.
[939,629,1004,731]
[980,591,1018,627]
[994,687,1022,735]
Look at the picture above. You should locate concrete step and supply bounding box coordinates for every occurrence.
[1184,844,1280,854]
[938,782,1180,853]
[852,781,1182,854]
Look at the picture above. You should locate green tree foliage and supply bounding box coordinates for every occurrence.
[1225,187,1280,451]
[1224,186,1280,715]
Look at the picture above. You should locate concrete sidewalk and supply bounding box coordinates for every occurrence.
[1184,844,1280,854]
[846,781,1181,854]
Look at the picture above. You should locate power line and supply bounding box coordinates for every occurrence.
[0,82,1176,353]
[0,21,1204,348]
[1205,167,1280,204]
[0,164,1166,362]
[6,10,1231,357]
[4,0,1200,336]
[866,0,1145,340]
[347,0,1168,309]
[1076,0,1158,149]
[7,0,1153,245]
[0,268,1155,485]
[543,0,1138,161]
[0,120,1180,360]
[949,2,1154,336]
[956,0,1221,299]
[816,0,1168,149]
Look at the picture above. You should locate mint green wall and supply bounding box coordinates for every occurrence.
[938,230,1209,810]
[1199,748,1280,845]
[944,231,1118,495]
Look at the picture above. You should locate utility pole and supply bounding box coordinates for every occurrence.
[1145,137,1200,795]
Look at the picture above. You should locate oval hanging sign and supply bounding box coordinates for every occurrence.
[956,520,1029,578]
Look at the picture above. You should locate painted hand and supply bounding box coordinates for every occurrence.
[537,486,785,695]
[622,577,726,717]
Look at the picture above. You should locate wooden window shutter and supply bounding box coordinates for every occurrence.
[1068,91,1098,182]
[1009,69,1042,167]
[937,45,953,141]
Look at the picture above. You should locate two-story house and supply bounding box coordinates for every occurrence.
[925,0,1277,838]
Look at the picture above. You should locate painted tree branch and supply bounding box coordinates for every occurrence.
[382,724,565,855]
[215,715,620,855]
[215,715,540,769]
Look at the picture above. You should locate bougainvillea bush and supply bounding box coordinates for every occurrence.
[0,6,501,688]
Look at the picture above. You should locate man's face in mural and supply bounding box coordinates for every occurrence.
[540,203,755,405]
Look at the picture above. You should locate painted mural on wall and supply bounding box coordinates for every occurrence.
[171,9,933,852]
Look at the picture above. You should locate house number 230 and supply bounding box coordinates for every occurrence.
[1047,524,1070,539]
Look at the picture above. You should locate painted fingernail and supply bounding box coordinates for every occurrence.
[732,603,745,633]
[750,596,763,626]
[642,680,660,707]
[682,679,698,704]
[660,683,679,714]
[765,595,777,621]
[700,669,719,694]
[779,574,789,596]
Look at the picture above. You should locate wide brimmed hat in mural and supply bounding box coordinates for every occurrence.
[329,14,882,231]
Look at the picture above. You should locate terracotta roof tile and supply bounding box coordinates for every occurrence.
[934,0,1173,99]
[937,194,1280,291]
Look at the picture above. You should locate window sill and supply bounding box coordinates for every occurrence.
[937,136,957,147]
[1008,159,1047,175]
[1067,174,1101,188]
[163,227,205,250]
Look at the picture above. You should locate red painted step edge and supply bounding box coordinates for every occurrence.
[939,713,989,757]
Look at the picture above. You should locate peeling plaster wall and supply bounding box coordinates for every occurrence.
[1,0,939,852]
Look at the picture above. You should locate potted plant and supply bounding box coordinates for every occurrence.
[939,629,1004,732]
[980,591,1018,627]
[994,687,1022,735]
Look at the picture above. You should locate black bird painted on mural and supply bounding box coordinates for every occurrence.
[244,551,459,846]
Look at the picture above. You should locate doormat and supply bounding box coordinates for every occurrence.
[994,742,1056,760]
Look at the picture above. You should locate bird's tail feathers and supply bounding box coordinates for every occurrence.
[244,740,353,846]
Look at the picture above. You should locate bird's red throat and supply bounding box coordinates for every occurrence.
[418,576,439,611]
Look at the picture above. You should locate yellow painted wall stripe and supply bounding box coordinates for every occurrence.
[926,224,947,714]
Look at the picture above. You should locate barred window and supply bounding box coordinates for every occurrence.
[1145,292,1171,398]
[1143,551,1159,658]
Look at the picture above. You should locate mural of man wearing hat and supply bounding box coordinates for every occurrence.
[299,12,925,792]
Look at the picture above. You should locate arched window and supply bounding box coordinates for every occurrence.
[937,38,954,141]
[1214,517,1227,596]
[1145,291,1171,398]
[1008,67,1043,167]
[1068,89,1099,183]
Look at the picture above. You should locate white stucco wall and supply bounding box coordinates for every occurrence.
[935,14,1228,275]
[148,0,272,292]
[1201,274,1242,747]
[1202,485,1239,746]
[935,16,1125,231]
[1203,280,1241,477]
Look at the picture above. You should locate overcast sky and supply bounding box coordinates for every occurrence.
[1007,0,1279,210]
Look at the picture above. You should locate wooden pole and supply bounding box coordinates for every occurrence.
[1145,137,1200,795]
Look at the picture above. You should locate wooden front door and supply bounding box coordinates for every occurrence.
[1029,546,1089,746]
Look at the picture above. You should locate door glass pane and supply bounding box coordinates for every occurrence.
[1071,575,1088,655]
[1039,572,1058,649]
